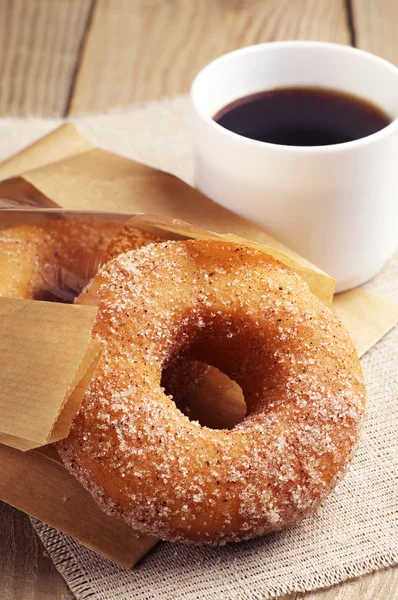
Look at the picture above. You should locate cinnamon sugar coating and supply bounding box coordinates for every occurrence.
[0,219,116,301]
[58,240,366,545]
[102,223,161,264]
[103,223,207,400]
[0,220,160,301]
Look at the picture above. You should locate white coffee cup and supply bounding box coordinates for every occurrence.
[191,41,398,292]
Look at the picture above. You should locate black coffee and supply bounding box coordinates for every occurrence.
[214,87,391,146]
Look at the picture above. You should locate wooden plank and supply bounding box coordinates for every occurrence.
[0,0,93,117]
[69,0,349,114]
[352,0,398,65]
[299,566,398,599]
[0,502,73,600]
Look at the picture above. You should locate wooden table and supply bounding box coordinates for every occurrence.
[0,1,397,598]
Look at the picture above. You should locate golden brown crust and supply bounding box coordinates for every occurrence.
[102,222,207,400]
[101,223,161,264]
[0,220,161,301]
[0,220,116,301]
[57,240,366,545]
[0,224,44,299]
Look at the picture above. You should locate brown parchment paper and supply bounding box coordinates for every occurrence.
[0,298,102,451]
[48,338,103,444]
[0,123,93,182]
[0,125,397,568]
[0,443,157,567]
[333,287,398,357]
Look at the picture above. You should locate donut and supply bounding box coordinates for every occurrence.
[103,222,208,400]
[57,240,366,545]
[101,222,161,264]
[0,220,159,301]
[0,219,205,399]
[0,223,45,299]
[0,219,116,301]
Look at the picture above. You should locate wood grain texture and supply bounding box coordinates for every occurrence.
[297,566,398,599]
[69,0,350,115]
[0,502,72,600]
[0,1,397,599]
[0,0,93,117]
[352,0,398,65]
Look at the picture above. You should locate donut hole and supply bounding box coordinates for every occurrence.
[160,311,285,430]
[162,362,246,430]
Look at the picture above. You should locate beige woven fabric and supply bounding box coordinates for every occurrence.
[0,97,396,599]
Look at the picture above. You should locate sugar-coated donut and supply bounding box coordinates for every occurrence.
[58,240,366,545]
[0,220,116,301]
[103,222,207,400]
[0,220,160,301]
[0,219,205,399]
[0,224,45,299]
[101,223,161,264]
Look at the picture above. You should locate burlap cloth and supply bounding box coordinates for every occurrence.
[1,97,397,599]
